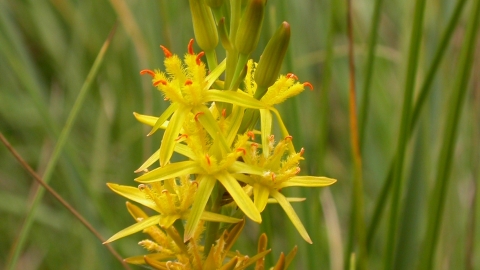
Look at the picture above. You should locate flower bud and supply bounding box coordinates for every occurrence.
[189,0,218,51]
[254,21,290,99]
[234,0,266,56]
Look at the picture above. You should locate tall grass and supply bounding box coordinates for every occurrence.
[1,0,479,269]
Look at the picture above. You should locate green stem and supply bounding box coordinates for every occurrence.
[418,0,480,268]
[384,0,426,268]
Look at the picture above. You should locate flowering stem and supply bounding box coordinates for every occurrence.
[205,49,218,70]
[204,183,225,256]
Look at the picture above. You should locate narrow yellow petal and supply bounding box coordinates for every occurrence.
[135,160,202,183]
[198,211,242,223]
[134,149,160,173]
[278,176,337,189]
[133,112,167,128]
[270,190,312,244]
[103,215,161,244]
[147,103,178,136]
[216,172,261,223]
[253,184,270,212]
[106,183,160,212]
[205,90,266,109]
[184,175,216,242]
[159,106,189,166]
[260,109,272,158]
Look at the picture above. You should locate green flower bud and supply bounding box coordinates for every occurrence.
[254,21,290,99]
[234,0,266,55]
[189,0,218,51]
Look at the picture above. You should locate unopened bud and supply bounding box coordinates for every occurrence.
[189,0,218,51]
[234,0,266,56]
[254,21,291,99]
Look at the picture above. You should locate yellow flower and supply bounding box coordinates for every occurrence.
[104,177,241,244]
[235,135,336,244]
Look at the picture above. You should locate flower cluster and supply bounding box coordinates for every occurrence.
[106,0,335,268]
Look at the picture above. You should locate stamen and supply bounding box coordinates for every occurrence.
[247,131,255,140]
[271,172,276,182]
[286,73,298,80]
[161,189,169,194]
[299,147,305,156]
[236,148,246,155]
[284,135,293,142]
[205,154,211,166]
[153,79,167,86]
[303,82,314,90]
[194,112,204,121]
[140,69,155,77]
[160,45,173,58]
[188,39,195,55]
[138,184,146,191]
[175,134,188,141]
[295,167,301,174]
[221,109,226,118]
[196,52,205,65]
[185,79,193,86]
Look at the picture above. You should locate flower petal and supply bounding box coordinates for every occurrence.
[198,211,242,223]
[103,215,162,244]
[229,161,264,175]
[133,112,168,128]
[135,160,202,183]
[270,190,312,244]
[253,184,270,212]
[184,175,216,241]
[147,102,178,135]
[159,105,189,166]
[205,90,266,109]
[216,171,261,223]
[134,149,160,173]
[106,183,160,212]
[278,176,336,189]
[260,109,272,158]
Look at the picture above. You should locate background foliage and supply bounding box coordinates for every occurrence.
[1,0,479,269]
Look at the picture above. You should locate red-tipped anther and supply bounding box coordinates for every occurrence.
[295,167,301,174]
[284,135,293,142]
[251,142,259,148]
[286,73,298,80]
[160,45,172,58]
[303,82,314,90]
[205,154,211,166]
[194,112,204,121]
[271,172,276,182]
[221,109,226,118]
[188,39,195,55]
[185,79,193,86]
[247,131,255,140]
[175,134,188,141]
[192,181,199,188]
[237,148,246,155]
[299,147,305,156]
[140,69,155,77]
[153,79,167,86]
[196,52,205,65]
[164,97,170,101]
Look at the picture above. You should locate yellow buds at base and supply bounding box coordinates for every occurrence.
[254,21,291,99]
[189,0,218,51]
[234,0,266,56]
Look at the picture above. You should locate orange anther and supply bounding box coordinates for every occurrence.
[161,189,169,194]
[284,135,293,142]
[188,39,195,55]
[175,134,188,141]
[185,79,193,86]
[153,79,167,86]
[303,82,314,90]
[271,172,276,181]
[160,45,172,58]
[221,109,226,118]
[205,154,211,166]
[192,181,199,188]
[196,51,205,65]
[236,148,246,155]
[194,111,204,121]
[299,147,305,156]
[247,131,255,140]
[140,69,155,77]
[286,73,298,80]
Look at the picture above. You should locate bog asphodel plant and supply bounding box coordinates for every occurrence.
[105,0,335,268]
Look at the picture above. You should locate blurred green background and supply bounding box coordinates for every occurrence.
[1,0,479,269]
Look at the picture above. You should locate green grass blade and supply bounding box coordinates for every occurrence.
[418,0,480,268]
[384,0,427,268]
[5,23,118,270]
